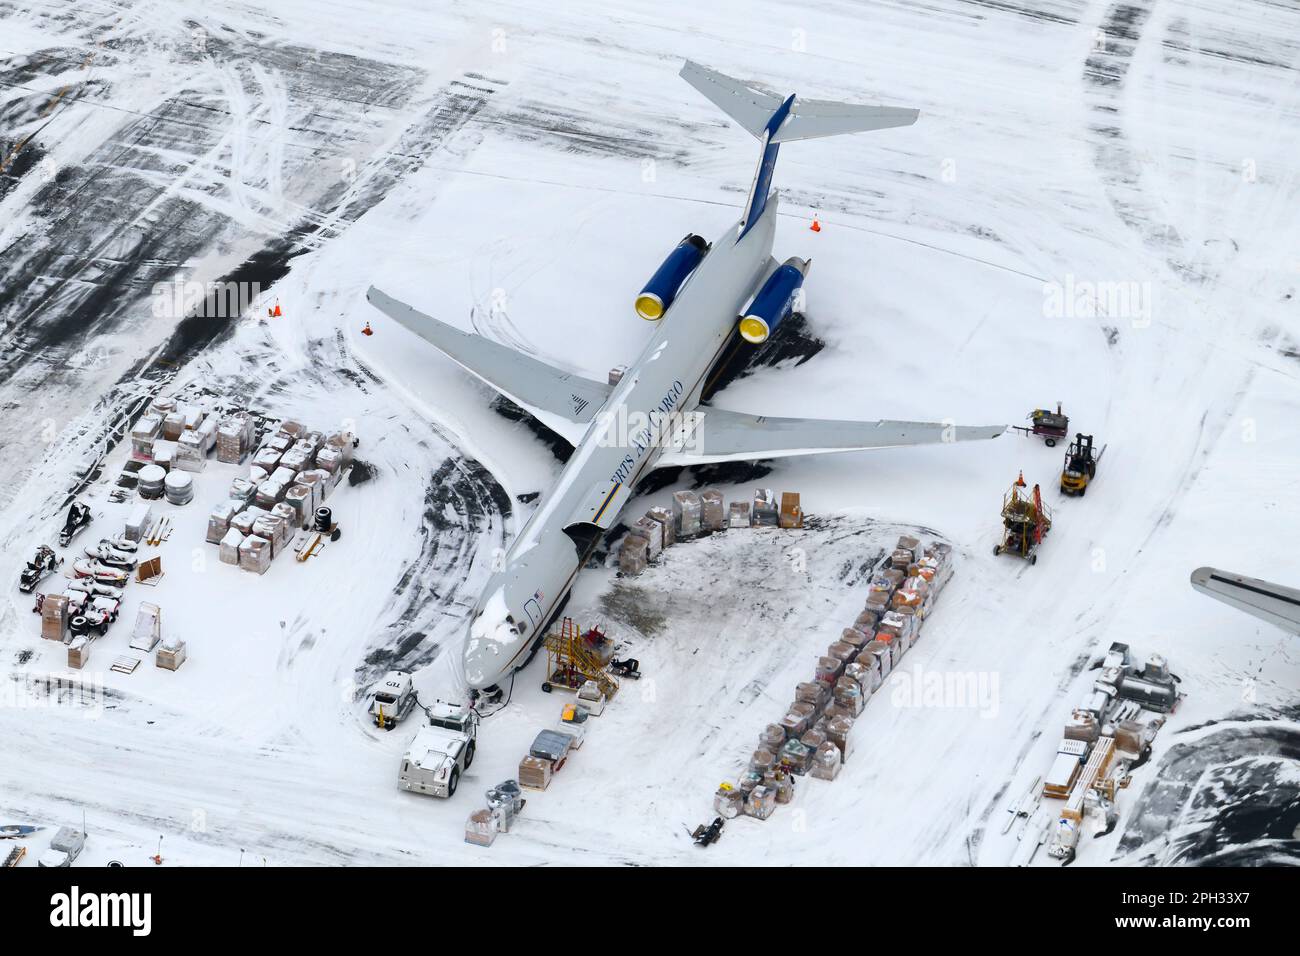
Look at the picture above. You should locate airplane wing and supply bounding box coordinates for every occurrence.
[1190,567,1300,635]
[367,287,612,442]
[656,407,1005,466]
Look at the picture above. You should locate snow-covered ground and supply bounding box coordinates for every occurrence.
[1,0,1297,865]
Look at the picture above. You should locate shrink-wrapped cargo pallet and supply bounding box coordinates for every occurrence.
[672,490,701,539]
[207,501,238,544]
[529,729,574,765]
[465,809,498,847]
[827,641,856,666]
[774,772,796,804]
[231,506,268,536]
[131,414,162,460]
[277,420,305,442]
[252,514,288,557]
[229,477,256,506]
[845,661,875,698]
[175,430,207,472]
[271,501,299,531]
[254,479,286,509]
[779,711,808,739]
[745,785,776,820]
[253,445,282,473]
[834,677,865,717]
[749,749,776,775]
[879,568,906,589]
[41,594,69,641]
[854,651,884,691]
[156,638,186,671]
[760,723,786,751]
[219,528,244,565]
[67,636,90,669]
[302,467,335,500]
[125,503,152,543]
[826,715,854,762]
[811,741,843,781]
[854,609,880,635]
[795,681,828,711]
[1065,710,1100,744]
[779,492,802,529]
[714,785,744,819]
[700,488,724,532]
[896,534,920,561]
[864,586,892,615]
[751,488,778,528]
[518,755,553,791]
[645,506,675,547]
[161,411,185,441]
[780,737,813,775]
[325,432,356,467]
[284,484,313,527]
[728,501,750,529]
[815,655,844,684]
[238,535,272,575]
[216,414,255,464]
[315,445,343,476]
[865,641,892,680]
[633,516,663,559]
[619,533,649,576]
[800,728,827,753]
[265,433,292,453]
[789,699,818,726]
[839,628,868,653]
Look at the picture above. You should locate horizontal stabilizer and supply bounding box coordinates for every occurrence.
[679,60,918,143]
[1190,567,1300,636]
[656,407,1005,466]
[771,97,919,143]
[366,287,612,442]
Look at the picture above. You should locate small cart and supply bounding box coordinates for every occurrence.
[1011,403,1070,447]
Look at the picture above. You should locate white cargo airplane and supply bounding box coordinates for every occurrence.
[368,61,1005,694]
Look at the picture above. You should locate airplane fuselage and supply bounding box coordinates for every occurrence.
[461,199,780,689]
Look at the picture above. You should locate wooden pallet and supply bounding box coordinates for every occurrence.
[110,655,141,675]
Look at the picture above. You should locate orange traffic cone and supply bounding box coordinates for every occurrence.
[361,321,373,337]
[810,215,821,232]
[269,301,282,318]
[1015,471,1026,488]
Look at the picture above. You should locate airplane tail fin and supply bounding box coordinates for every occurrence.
[679,60,919,143]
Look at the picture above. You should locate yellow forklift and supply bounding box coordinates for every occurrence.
[1060,433,1106,497]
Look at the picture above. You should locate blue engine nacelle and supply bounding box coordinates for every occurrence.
[635,234,709,320]
[738,257,810,344]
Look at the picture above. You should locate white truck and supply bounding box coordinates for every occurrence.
[368,670,415,729]
[397,702,479,798]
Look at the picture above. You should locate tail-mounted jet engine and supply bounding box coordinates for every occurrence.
[634,234,710,320]
[737,256,810,344]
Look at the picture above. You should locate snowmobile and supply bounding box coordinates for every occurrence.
[58,501,92,547]
[65,577,123,601]
[691,817,724,848]
[71,559,128,586]
[18,546,62,593]
[610,657,641,679]
[83,541,137,570]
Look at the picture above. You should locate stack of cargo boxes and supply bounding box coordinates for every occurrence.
[618,488,803,576]
[1037,642,1177,858]
[207,420,356,574]
[715,535,954,823]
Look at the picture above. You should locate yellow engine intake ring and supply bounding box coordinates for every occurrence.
[738,315,771,344]
[635,293,665,321]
